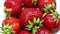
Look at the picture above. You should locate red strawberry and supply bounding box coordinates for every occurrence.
[4,0,22,17]
[37,28,52,34]
[22,0,38,7]
[19,30,31,34]
[2,17,20,34]
[59,21,60,27]
[38,0,56,12]
[44,13,60,29]
[20,8,43,28]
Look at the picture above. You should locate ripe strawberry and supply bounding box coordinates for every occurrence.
[38,0,56,12]
[4,0,22,17]
[44,13,60,29]
[22,0,38,7]
[19,30,31,34]
[37,28,52,34]
[20,8,43,28]
[2,17,20,34]
[59,22,60,27]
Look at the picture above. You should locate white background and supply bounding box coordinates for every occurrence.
[0,0,60,34]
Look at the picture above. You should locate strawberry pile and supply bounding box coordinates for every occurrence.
[2,0,60,34]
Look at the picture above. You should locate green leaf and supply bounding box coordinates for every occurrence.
[50,10,57,16]
[44,8,48,12]
[2,32,5,34]
[6,11,10,17]
[26,24,33,29]
[25,20,34,31]
[28,20,33,25]
[7,32,11,34]
[40,20,44,24]
[28,20,33,28]
[47,4,52,10]
[32,26,40,34]
[4,6,7,13]
[51,3,55,9]
[25,28,32,31]
[33,17,36,23]
[25,18,43,34]
[39,20,44,27]
[25,24,33,31]
[58,15,60,19]
[2,25,15,34]
[44,3,55,12]
[32,0,37,5]
[36,18,40,24]
[4,6,11,17]
[32,0,35,3]
[43,13,47,17]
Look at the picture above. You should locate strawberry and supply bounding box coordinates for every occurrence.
[38,0,56,12]
[19,30,31,34]
[4,0,22,18]
[2,17,20,34]
[20,8,43,28]
[36,28,52,34]
[44,12,60,29]
[22,0,38,7]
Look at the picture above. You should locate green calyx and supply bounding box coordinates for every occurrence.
[44,3,55,12]
[25,17,43,34]
[58,14,60,19]
[4,6,12,17]
[50,10,60,20]
[43,3,55,17]
[43,2,60,20]
[32,0,37,5]
[32,26,40,34]
[2,24,15,34]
